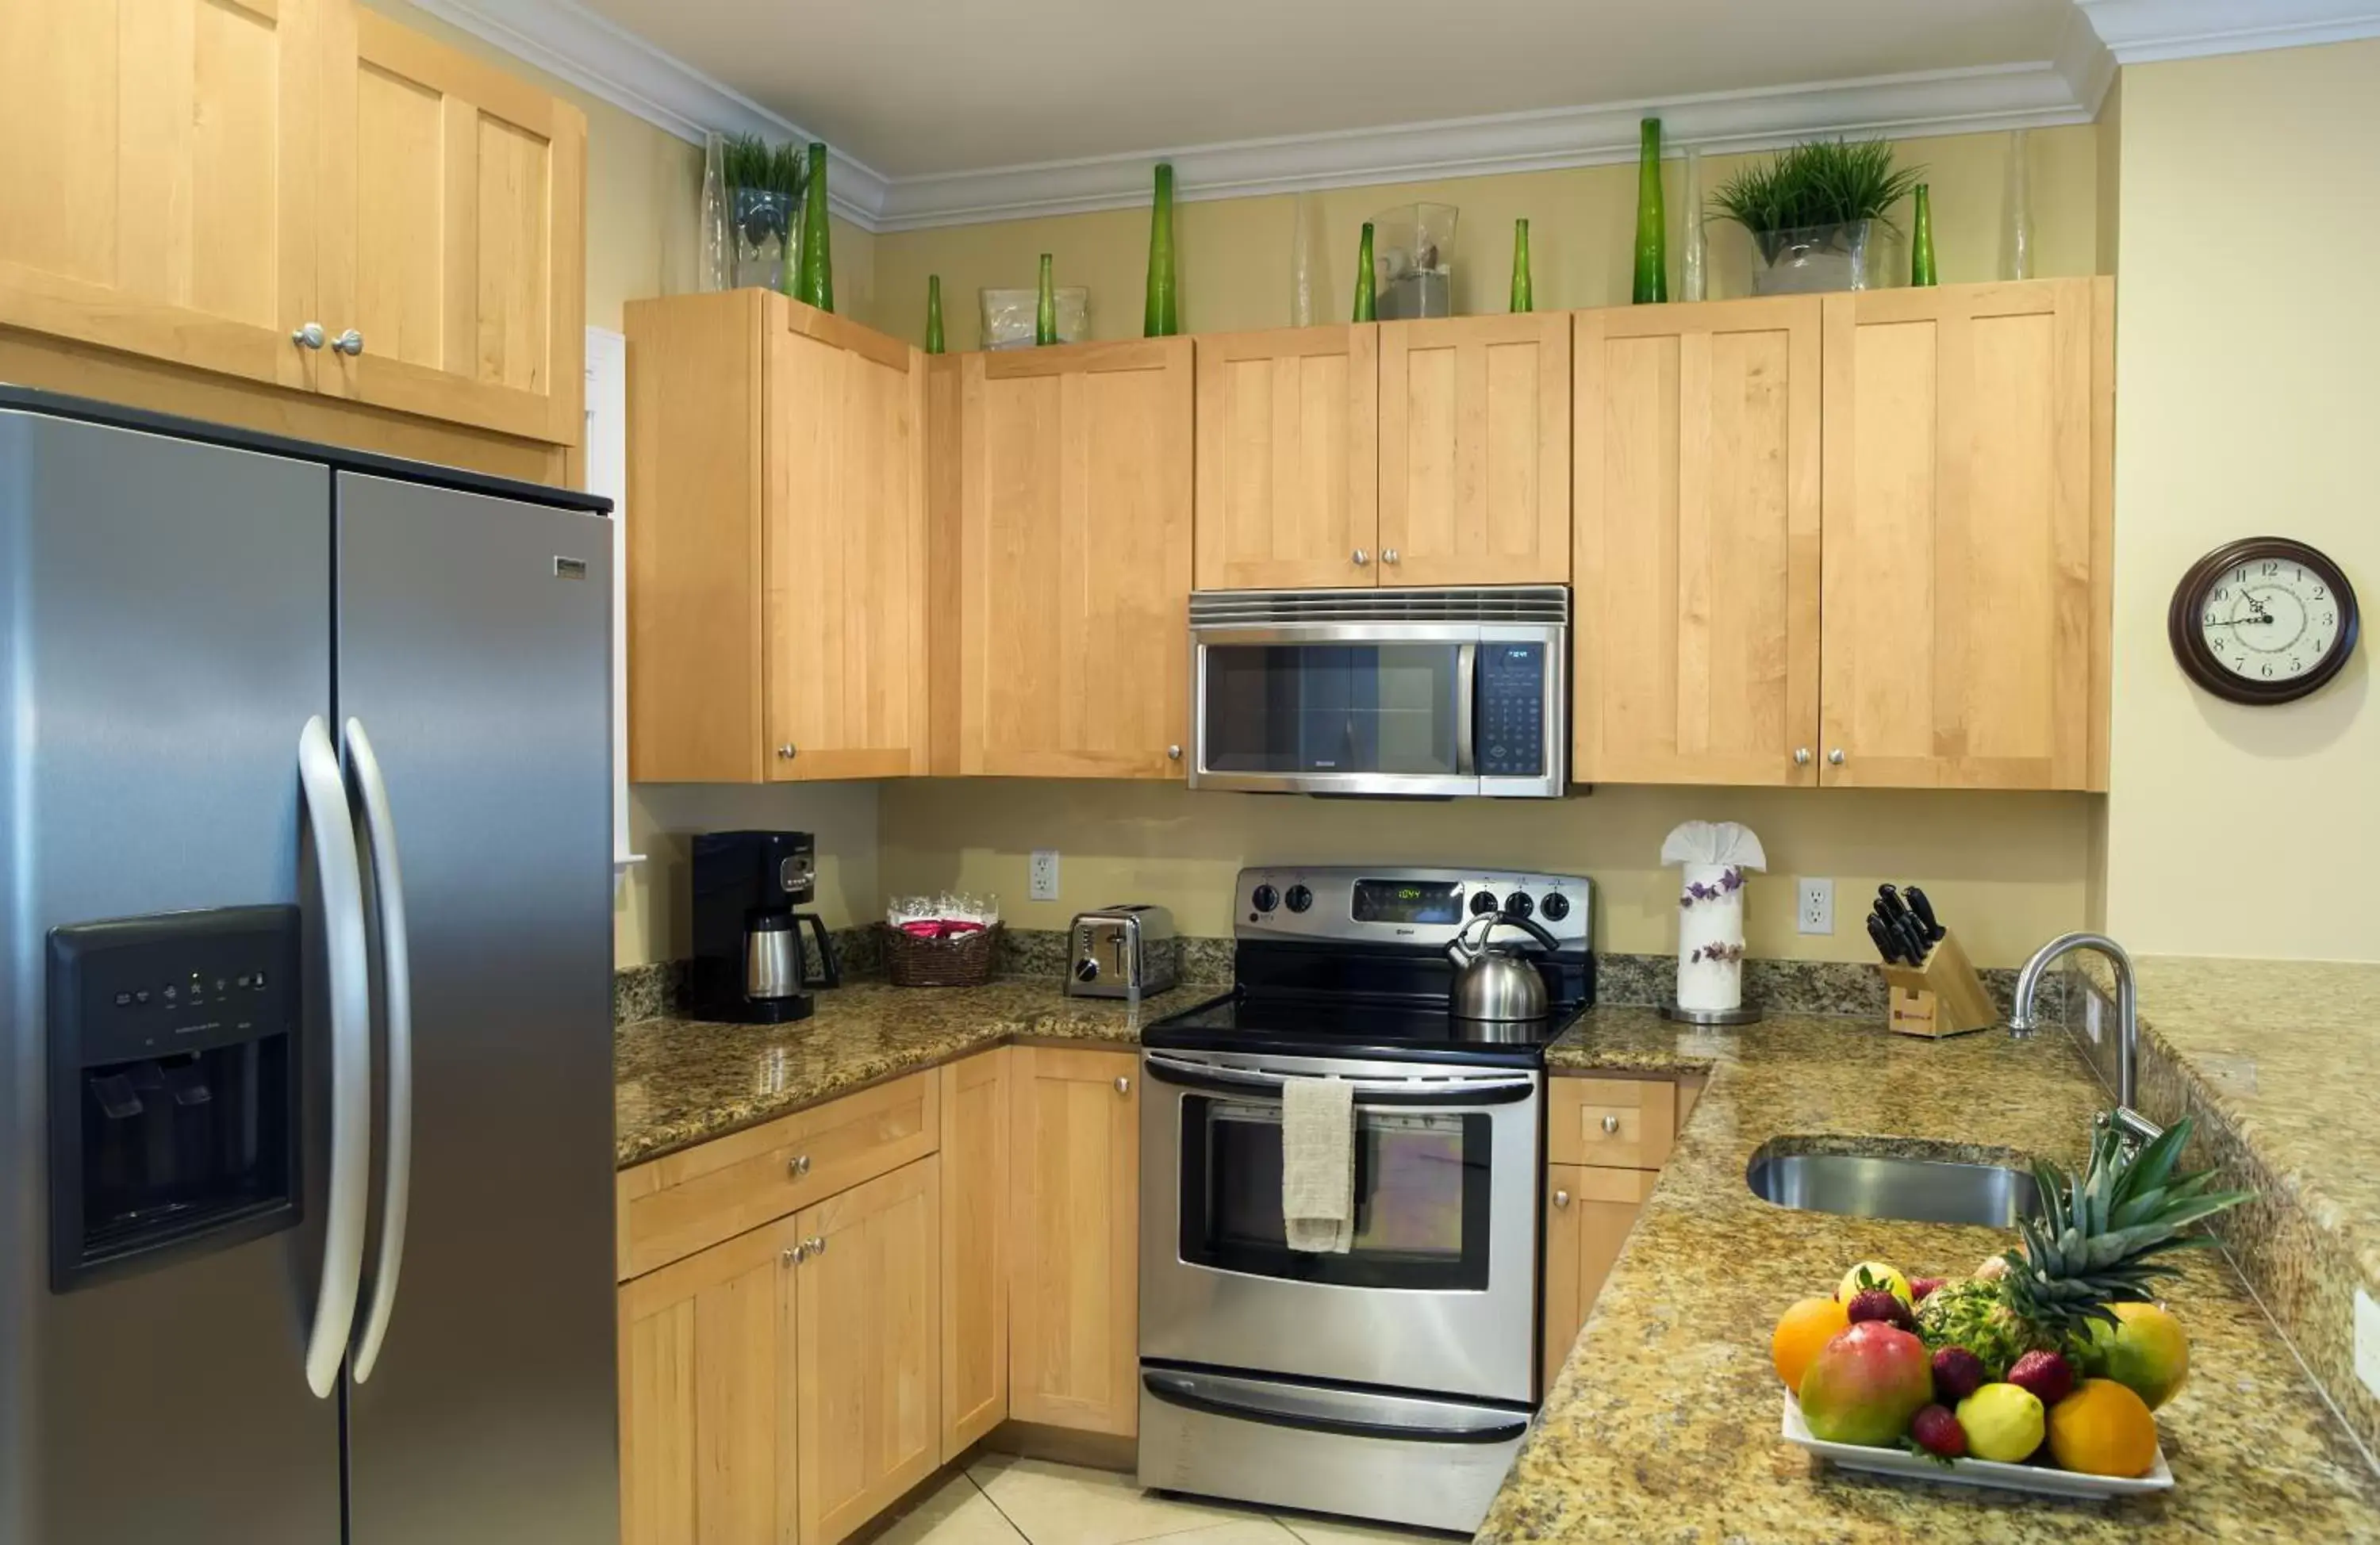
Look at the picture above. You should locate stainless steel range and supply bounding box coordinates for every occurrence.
[1136,865,1594,1533]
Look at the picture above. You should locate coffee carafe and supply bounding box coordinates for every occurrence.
[690,830,841,1023]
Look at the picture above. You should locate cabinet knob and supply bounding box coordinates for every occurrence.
[1115,1075,1131,1095]
[786,1154,811,1179]
[331,328,365,357]
[807,1235,827,1256]
[1828,748,1845,766]
[1553,1189,1570,1209]
[1601,1114,1621,1134]
[1794,747,1812,766]
[292,322,325,350]
[782,1244,807,1266]
[1352,548,1370,566]
[1167,744,1182,761]
[777,744,797,759]
[1382,549,1400,565]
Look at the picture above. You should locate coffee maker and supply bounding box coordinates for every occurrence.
[690,830,841,1023]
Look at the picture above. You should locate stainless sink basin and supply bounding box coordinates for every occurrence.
[1745,1141,2043,1228]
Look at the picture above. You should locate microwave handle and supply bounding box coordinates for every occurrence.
[1454,641,1477,776]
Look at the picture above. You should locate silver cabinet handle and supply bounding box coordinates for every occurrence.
[1115,1075,1131,1095]
[345,719,413,1386]
[292,322,325,350]
[1828,748,1845,766]
[1166,744,1182,761]
[782,1244,808,1267]
[777,744,796,760]
[332,328,365,357]
[1353,548,1371,565]
[1382,548,1400,565]
[807,1235,827,1256]
[1794,747,1812,765]
[1553,1189,1571,1209]
[297,716,371,1400]
[1601,1114,1621,1134]
[786,1154,812,1179]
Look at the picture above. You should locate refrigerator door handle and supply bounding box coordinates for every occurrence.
[298,715,372,1399]
[344,719,413,1384]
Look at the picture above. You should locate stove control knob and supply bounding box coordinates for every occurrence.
[1468,890,1499,917]
[1539,891,1572,922]
[1251,883,1280,913]
[1503,891,1534,919]
[1284,884,1314,914]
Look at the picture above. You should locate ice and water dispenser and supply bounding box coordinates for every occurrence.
[46,907,302,1290]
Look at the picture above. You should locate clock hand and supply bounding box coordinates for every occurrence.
[2202,614,2276,627]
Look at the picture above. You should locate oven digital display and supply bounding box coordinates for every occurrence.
[1350,879,1464,925]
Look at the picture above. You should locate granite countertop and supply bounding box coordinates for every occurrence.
[613,979,1214,1168]
[1488,1006,2380,1542]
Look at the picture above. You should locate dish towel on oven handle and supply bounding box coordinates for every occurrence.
[1280,1075,1354,1253]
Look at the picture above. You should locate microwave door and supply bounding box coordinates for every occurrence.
[1192,627,1480,797]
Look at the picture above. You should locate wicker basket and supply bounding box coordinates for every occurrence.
[884,923,1002,988]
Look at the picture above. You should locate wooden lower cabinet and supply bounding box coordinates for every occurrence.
[1008,1045,1141,1436]
[1541,1163,1658,1396]
[940,1051,1011,1459]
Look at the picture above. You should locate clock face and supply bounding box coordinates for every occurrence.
[2169,539,2360,704]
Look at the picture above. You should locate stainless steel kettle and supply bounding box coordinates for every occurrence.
[1444,911,1560,1021]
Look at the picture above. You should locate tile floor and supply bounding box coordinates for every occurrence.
[874,1455,1453,1545]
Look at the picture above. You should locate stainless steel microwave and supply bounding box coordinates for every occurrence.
[1188,586,1568,798]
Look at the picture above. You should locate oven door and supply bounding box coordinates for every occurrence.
[1138,1048,1541,1403]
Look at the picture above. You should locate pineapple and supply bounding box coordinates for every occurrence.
[1914,1116,2251,1377]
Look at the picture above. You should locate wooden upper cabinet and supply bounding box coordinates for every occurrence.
[1194,326,1378,589]
[1378,314,1570,586]
[954,340,1194,778]
[627,290,929,784]
[1819,279,2110,790]
[1572,301,1821,786]
[1008,1045,1139,1437]
[0,0,321,390]
[317,0,584,444]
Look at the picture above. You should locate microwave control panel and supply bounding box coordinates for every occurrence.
[1476,642,1546,778]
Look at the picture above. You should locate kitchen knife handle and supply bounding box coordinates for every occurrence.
[1906,887,1944,941]
[1867,913,1902,964]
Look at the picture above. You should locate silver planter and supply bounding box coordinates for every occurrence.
[1751,220,1878,295]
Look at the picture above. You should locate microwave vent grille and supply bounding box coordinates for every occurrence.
[1189,585,1569,627]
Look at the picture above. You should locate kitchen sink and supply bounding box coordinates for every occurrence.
[1745,1141,2044,1228]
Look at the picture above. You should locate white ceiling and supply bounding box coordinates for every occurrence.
[574,0,2075,179]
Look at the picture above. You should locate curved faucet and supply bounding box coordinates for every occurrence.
[2009,932,2163,1150]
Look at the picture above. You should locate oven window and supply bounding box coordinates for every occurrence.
[1201,644,1462,776]
[1179,1098,1490,1290]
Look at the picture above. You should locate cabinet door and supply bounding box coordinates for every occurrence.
[958,341,1194,778]
[1008,1046,1139,1436]
[1573,301,1822,786]
[620,1215,801,1545]
[1819,280,2107,789]
[767,304,930,780]
[795,1159,941,1545]
[1194,326,1379,589]
[1378,314,1570,586]
[0,0,321,389]
[940,1051,1010,1460]
[1540,1164,1656,1397]
[317,0,584,443]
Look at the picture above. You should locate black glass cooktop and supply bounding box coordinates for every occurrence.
[1144,990,1582,1068]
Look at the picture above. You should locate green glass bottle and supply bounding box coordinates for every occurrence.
[1510,218,1534,313]
[796,142,833,312]
[1144,162,1179,337]
[1035,254,1058,346]
[1352,223,1376,323]
[1910,184,1939,287]
[1632,117,1668,305]
[925,274,946,354]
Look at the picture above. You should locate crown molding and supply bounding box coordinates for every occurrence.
[870,63,2094,231]
[2075,0,2380,63]
[386,0,892,226]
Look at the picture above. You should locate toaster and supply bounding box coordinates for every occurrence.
[1065,905,1178,999]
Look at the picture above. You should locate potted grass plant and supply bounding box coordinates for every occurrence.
[720,134,808,292]
[1710,138,1922,294]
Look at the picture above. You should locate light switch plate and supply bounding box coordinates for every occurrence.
[1797,877,1833,936]
[2355,1287,2380,1401]
[1029,849,1060,902]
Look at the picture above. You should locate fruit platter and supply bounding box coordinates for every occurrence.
[1768,1118,2250,1499]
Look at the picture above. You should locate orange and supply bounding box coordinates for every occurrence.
[2046,1378,2161,1478]
[1772,1296,1852,1392]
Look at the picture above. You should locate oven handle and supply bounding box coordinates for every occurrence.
[1142,1370,1530,1446]
[1141,1052,1536,1107]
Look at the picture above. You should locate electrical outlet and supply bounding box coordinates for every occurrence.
[2356,1288,2380,1401]
[1029,849,1061,902]
[1797,877,1834,936]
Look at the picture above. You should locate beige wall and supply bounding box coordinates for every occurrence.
[2104,40,2380,961]
[868,126,2101,349]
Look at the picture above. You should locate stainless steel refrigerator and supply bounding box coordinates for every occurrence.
[0,388,620,1544]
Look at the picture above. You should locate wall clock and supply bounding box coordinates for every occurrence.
[2167,538,2359,704]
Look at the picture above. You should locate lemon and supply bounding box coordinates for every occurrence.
[1956,1382,2045,1463]
[1837,1261,1912,1306]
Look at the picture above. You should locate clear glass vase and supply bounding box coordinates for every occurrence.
[1751,220,1877,295]
[731,187,793,292]
[699,133,731,292]
[2001,128,2033,281]
[1679,146,1706,303]
[1289,193,1330,327]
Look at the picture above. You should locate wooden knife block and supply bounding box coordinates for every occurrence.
[1880,930,1998,1039]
